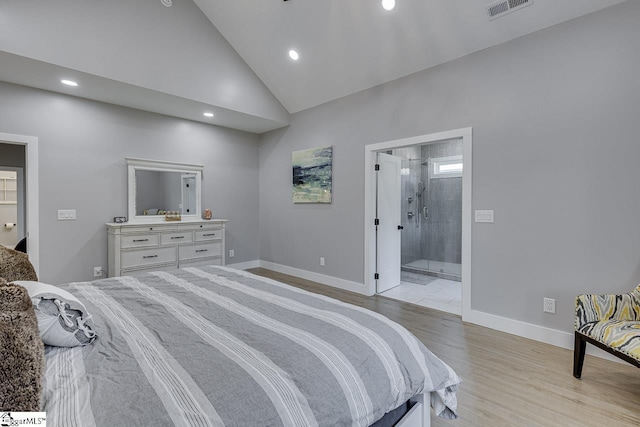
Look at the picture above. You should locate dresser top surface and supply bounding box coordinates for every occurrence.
[106,219,227,228]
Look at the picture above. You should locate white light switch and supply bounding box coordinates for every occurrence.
[475,210,494,223]
[57,209,77,220]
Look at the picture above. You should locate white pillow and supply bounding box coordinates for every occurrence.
[13,281,97,347]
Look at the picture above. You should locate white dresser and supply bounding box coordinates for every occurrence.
[106,219,227,277]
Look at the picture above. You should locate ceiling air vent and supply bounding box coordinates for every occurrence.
[487,0,533,21]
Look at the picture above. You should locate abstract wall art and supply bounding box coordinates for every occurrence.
[292,145,333,203]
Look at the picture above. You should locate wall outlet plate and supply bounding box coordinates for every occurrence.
[475,209,494,223]
[57,209,76,220]
[229,249,235,258]
[543,297,556,313]
[93,266,103,278]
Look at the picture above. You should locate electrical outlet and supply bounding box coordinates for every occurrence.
[229,249,235,258]
[93,266,103,278]
[543,297,556,314]
[320,256,325,267]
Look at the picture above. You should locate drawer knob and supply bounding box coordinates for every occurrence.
[133,239,149,242]
[195,249,208,253]
[171,236,185,240]
[143,255,158,259]
[203,233,216,237]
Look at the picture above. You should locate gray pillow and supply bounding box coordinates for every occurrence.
[13,281,97,347]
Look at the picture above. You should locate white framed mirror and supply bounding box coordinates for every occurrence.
[127,158,203,223]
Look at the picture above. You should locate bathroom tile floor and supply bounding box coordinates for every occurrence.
[403,259,462,276]
[379,271,462,315]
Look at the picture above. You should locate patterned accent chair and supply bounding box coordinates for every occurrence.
[574,285,640,378]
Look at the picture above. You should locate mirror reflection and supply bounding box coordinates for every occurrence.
[135,170,197,216]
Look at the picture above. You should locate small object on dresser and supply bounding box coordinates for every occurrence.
[165,211,182,221]
[113,216,127,224]
[203,209,212,220]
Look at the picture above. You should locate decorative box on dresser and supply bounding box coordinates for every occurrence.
[106,219,227,277]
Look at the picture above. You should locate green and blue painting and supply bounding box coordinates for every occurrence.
[292,145,333,203]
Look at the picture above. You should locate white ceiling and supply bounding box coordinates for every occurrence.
[194,0,627,113]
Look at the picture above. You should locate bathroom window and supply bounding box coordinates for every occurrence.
[429,155,463,179]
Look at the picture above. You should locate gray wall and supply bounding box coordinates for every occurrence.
[259,1,640,332]
[0,81,260,284]
[135,170,184,214]
[135,170,168,214]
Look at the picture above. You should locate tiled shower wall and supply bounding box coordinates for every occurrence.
[421,139,463,264]
[393,146,422,266]
[393,139,462,267]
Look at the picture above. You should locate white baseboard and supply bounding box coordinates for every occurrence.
[225,260,261,270]
[258,261,370,295]
[464,308,624,364]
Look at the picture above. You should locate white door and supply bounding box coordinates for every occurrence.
[376,153,402,293]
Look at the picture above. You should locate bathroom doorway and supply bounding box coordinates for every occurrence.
[364,128,471,318]
[383,140,463,314]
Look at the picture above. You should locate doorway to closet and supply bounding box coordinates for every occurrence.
[0,167,24,249]
[0,133,40,273]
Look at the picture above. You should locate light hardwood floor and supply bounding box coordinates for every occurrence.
[248,268,640,427]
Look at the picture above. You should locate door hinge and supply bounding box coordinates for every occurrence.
[374,164,380,171]
[374,273,379,280]
[374,218,379,226]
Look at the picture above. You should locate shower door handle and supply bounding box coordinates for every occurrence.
[398,225,404,230]
[423,207,428,220]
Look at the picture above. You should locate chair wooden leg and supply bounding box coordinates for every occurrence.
[573,332,586,379]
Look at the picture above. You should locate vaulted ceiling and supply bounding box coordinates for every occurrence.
[0,0,628,133]
[195,0,627,113]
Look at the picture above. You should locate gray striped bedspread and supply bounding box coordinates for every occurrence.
[42,266,460,426]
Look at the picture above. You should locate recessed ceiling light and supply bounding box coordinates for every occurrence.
[203,112,214,118]
[288,50,299,61]
[61,79,78,87]
[382,0,395,11]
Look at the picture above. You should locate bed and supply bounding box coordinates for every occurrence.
[39,265,460,426]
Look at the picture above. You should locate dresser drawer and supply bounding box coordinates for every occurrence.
[122,225,177,233]
[121,234,159,249]
[121,247,176,269]
[179,242,221,261]
[161,231,193,245]
[178,223,221,231]
[180,257,222,268]
[194,229,222,242]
